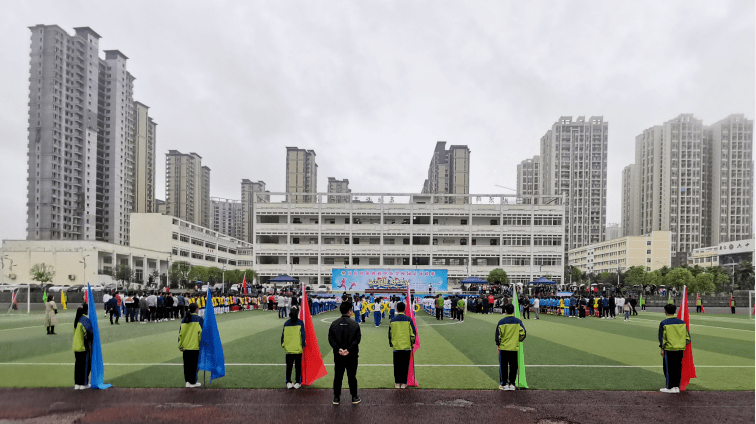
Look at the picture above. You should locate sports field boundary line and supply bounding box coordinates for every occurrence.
[626,317,755,332]
[1,362,752,368]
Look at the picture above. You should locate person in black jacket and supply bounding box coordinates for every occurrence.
[328,302,361,406]
[106,295,119,325]
[607,295,617,319]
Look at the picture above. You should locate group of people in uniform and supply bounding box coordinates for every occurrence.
[533,295,641,321]
[66,287,693,398]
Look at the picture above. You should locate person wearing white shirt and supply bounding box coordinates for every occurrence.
[533,297,540,319]
[102,293,111,316]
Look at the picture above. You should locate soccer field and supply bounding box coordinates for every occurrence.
[0,307,753,391]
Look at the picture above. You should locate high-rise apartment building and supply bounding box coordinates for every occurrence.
[539,116,608,251]
[327,177,351,203]
[165,150,210,228]
[211,197,243,239]
[516,155,540,202]
[26,25,145,245]
[241,179,269,243]
[631,114,706,266]
[706,114,753,245]
[133,101,157,213]
[621,164,638,237]
[285,147,317,203]
[421,142,470,204]
[621,113,752,267]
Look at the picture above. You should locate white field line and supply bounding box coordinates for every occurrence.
[0,362,752,368]
[627,317,755,333]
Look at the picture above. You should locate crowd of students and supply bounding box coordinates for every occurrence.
[525,295,641,322]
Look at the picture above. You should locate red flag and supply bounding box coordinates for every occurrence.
[11,289,18,310]
[242,273,247,295]
[406,284,420,386]
[676,286,696,391]
[299,286,327,385]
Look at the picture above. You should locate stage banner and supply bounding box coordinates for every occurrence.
[332,269,448,292]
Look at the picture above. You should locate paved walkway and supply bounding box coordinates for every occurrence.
[0,388,752,424]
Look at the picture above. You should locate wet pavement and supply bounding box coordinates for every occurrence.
[0,388,753,424]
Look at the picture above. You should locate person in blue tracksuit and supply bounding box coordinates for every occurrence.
[374,298,382,327]
[569,297,577,318]
[354,299,362,324]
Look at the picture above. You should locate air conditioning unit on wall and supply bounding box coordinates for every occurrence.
[68,275,76,280]
[8,274,16,280]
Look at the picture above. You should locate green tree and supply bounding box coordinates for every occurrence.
[113,264,133,289]
[487,268,509,285]
[690,265,704,277]
[643,269,661,286]
[736,261,754,290]
[599,272,613,285]
[714,273,729,292]
[188,265,209,284]
[30,263,55,284]
[169,261,192,288]
[664,267,694,289]
[206,267,223,284]
[659,265,671,277]
[624,266,647,286]
[570,267,582,284]
[694,272,715,294]
[225,269,244,285]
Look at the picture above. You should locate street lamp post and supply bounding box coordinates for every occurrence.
[167,253,173,291]
[79,254,90,286]
[222,264,226,294]
[725,257,737,293]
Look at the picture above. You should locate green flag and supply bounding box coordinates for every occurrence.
[510,288,528,389]
[668,292,674,304]
[42,291,47,303]
[639,293,644,311]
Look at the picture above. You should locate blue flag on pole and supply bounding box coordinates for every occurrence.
[86,283,111,389]
[198,289,225,382]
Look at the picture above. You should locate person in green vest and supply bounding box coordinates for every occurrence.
[72,303,93,390]
[658,303,691,393]
[281,308,306,389]
[640,294,646,311]
[695,296,702,313]
[457,297,465,322]
[178,303,203,388]
[495,304,526,391]
[388,302,417,389]
[435,295,444,320]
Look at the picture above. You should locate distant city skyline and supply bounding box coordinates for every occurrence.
[1,1,753,241]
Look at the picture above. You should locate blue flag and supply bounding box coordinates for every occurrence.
[86,283,111,389]
[198,290,225,382]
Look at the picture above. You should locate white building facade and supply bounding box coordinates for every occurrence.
[250,193,565,288]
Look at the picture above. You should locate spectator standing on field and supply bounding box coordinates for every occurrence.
[495,304,526,391]
[45,295,58,335]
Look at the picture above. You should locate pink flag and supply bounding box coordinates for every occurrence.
[406,285,420,387]
[676,285,697,391]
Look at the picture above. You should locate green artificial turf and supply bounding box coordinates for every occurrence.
[0,307,753,390]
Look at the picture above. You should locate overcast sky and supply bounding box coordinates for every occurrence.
[0,0,753,240]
